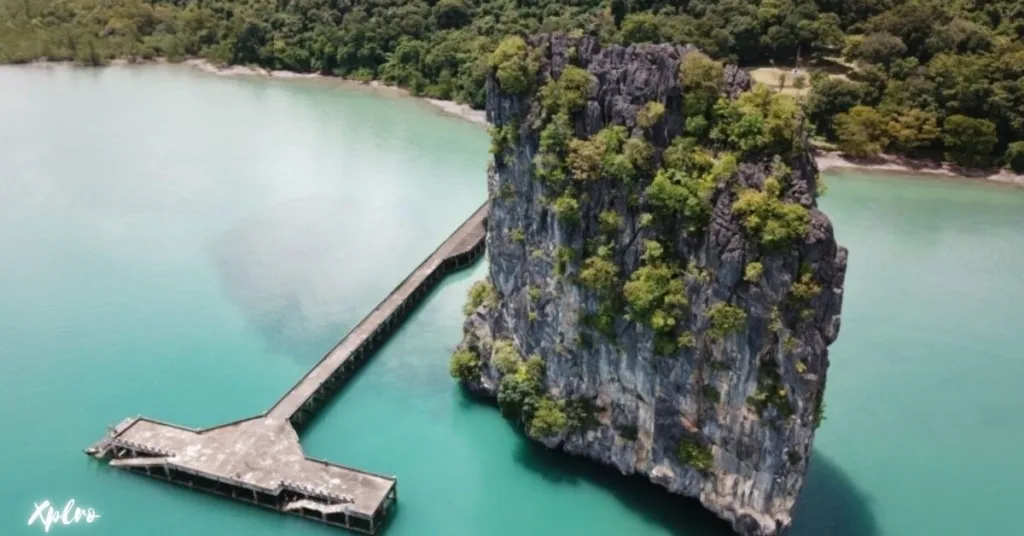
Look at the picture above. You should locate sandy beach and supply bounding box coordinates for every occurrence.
[183,59,490,126]
[815,151,1023,187]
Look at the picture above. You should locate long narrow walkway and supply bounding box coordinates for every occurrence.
[84,202,489,535]
[268,202,488,424]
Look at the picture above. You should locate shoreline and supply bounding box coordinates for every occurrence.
[814,151,1023,187]
[182,59,490,127]
[21,58,1022,186]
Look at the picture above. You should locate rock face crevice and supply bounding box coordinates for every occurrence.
[458,34,847,536]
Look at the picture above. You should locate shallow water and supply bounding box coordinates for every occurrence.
[1,65,1021,536]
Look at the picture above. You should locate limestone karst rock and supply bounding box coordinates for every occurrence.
[453,33,847,536]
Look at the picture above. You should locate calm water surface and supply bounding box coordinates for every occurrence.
[0,65,1021,536]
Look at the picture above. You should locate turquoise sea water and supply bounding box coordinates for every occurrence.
[0,65,1022,536]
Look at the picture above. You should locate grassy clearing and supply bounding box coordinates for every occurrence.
[748,67,811,96]
[748,56,853,96]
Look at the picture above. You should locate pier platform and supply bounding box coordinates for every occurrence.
[85,202,489,534]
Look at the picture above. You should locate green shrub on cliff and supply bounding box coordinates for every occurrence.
[679,53,724,136]
[497,373,536,418]
[621,137,654,177]
[592,127,633,180]
[492,339,523,376]
[744,262,764,283]
[551,194,580,223]
[539,65,592,116]
[636,101,666,129]
[489,122,518,164]
[645,166,716,233]
[663,137,708,172]
[464,280,497,316]
[529,397,569,437]
[623,241,688,334]
[490,37,535,95]
[567,137,606,182]
[567,126,650,182]
[449,348,481,383]
[732,174,810,249]
[535,113,574,184]
[747,360,793,420]
[789,269,822,302]
[579,246,619,298]
[647,146,736,234]
[679,52,724,99]
[552,244,577,276]
[678,438,714,473]
[527,395,596,437]
[707,303,747,340]
[598,211,622,235]
[497,354,546,419]
[564,397,599,430]
[712,86,801,156]
[554,246,575,276]
[678,331,696,349]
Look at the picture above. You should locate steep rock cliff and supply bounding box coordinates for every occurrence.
[452,33,847,536]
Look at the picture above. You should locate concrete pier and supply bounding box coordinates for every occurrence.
[85,202,488,534]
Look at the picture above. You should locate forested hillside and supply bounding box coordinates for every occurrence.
[2,0,1022,170]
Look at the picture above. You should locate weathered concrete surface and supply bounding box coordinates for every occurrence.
[107,416,391,516]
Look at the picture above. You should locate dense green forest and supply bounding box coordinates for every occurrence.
[1,0,1022,170]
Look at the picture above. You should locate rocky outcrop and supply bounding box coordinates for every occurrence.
[455,33,847,536]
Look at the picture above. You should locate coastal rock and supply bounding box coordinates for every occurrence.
[458,34,847,536]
